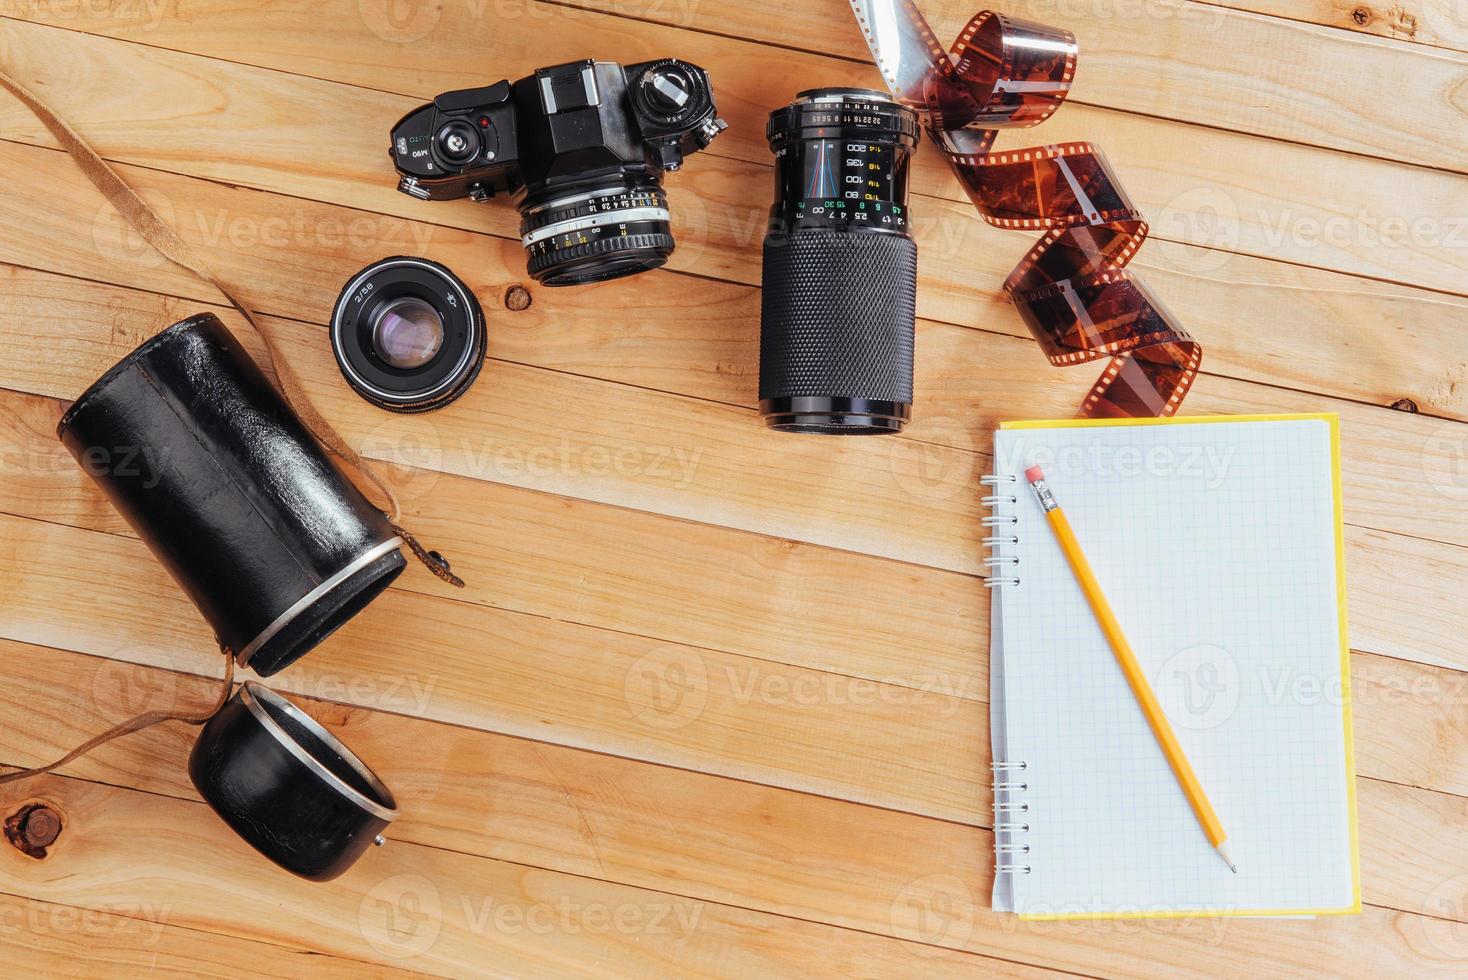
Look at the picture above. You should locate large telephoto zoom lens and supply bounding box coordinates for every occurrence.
[761,89,920,434]
[519,181,675,286]
[331,257,486,413]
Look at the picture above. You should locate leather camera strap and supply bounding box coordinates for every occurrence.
[0,648,236,787]
[0,67,463,589]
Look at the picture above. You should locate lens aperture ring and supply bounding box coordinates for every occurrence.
[520,186,669,240]
[767,89,920,148]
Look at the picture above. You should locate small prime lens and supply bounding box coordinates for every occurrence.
[760,88,920,434]
[331,256,486,413]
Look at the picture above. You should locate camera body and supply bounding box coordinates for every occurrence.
[391,58,725,285]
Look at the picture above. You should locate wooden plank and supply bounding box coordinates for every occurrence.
[4,256,1468,582]
[17,0,1468,175]
[2,19,1467,301]
[0,893,419,978]
[1345,526,1468,673]
[1203,0,1468,54]
[2,641,1466,974]
[4,134,1467,431]
[0,379,990,702]
[570,0,1468,172]
[4,302,1468,687]
[0,773,1015,978]
[1354,652,1468,795]
[1,477,1466,822]
[0,509,989,823]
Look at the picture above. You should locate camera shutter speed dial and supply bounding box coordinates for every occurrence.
[434,119,481,168]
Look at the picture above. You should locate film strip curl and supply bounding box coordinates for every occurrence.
[847,2,1201,417]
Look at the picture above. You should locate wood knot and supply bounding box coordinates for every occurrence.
[1351,6,1373,25]
[1389,397,1419,413]
[504,284,533,311]
[5,803,63,859]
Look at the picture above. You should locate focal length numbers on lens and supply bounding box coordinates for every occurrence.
[778,137,910,233]
[799,139,897,201]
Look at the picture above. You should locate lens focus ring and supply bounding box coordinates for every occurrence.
[759,232,917,433]
[527,231,674,281]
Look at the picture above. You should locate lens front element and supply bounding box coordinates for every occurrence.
[372,297,445,370]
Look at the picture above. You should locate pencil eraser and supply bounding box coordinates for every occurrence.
[1024,465,1046,484]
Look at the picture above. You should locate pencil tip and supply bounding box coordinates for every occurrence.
[1216,841,1237,873]
[1229,862,1238,874]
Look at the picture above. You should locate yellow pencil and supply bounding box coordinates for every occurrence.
[1024,464,1236,873]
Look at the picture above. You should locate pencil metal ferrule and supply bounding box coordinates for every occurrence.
[1028,477,1058,513]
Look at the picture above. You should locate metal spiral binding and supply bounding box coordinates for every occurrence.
[986,471,1028,873]
[992,760,1031,875]
[980,473,1020,588]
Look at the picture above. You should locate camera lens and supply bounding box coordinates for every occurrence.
[519,180,675,286]
[760,89,920,434]
[330,257,486,413]
[372,297,444,369]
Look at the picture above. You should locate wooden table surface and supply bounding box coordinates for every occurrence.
[1,0,1466,975]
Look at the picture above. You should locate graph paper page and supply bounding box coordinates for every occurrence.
[990,416,1357,917]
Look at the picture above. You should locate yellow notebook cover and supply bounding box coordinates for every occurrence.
[988,414,1360,919]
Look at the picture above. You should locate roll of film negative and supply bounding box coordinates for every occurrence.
[845,2,1201,417]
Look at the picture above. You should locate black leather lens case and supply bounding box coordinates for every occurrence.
[57,313,406,677]
[56,313,407,879]
[190,683,397,880]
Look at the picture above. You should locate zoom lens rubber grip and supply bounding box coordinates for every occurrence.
[759,231,917,405]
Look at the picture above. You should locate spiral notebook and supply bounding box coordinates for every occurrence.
[987,414,1359,919]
